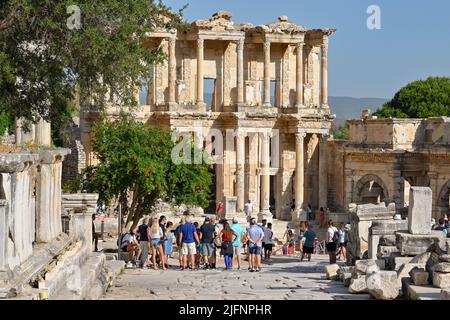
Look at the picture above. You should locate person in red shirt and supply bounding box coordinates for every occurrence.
[216,202,224,221]
[219,221,238,270]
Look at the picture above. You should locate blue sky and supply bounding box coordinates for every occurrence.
[162,0,450,99]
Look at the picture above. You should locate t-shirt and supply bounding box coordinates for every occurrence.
[303,230,316,247]
[231,224,244,247]
[180,223,197,244]
[138,224,149,241]
[200,223,215,243]
[121,234,137,249]
[150,227,163,240]
[244,203,253,215]
[327,226,338,243]
[338,229,346,243]
[247,225,264,247]
[263,228,273,244]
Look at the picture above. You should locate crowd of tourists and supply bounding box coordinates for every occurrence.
[118,210,352,270]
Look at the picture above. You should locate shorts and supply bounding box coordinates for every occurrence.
[151,239,161,247]
[326,242,337,252]
[303,246,314,254]
[201,243,216,257]
[182,242,197,255]
[339,242,347,248]
[233,246,241,256]
[264,243,273,252]
[248,245,262,255]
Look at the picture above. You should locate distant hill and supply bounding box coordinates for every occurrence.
[329,96,388,126]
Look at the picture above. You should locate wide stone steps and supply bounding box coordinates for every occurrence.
[51,255,124,300]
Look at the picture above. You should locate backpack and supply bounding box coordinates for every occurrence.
[332,228,340,243]
[241,233,248,244]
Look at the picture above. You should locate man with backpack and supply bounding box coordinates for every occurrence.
[326,220,338,264]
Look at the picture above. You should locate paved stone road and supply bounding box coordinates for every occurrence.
[101,254,372,300]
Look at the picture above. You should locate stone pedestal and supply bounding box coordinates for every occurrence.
[223,196,237,220]
[408,187,432,235]
[396,231,446,256]
[369,219,408,261]
[348,202,396,262]
[70,211,93,252]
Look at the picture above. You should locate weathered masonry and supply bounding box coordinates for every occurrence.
[81,12,336,222]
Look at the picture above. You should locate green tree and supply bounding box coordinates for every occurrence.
[332,124,349,140]
[80,114,212,229]
[374,77,450,118]
[0,1,182,127]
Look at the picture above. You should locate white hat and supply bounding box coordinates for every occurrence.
[232,217,238,224]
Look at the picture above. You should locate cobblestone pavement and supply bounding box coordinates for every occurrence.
[101,254,373,300]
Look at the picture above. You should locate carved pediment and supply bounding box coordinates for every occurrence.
[192,11,238,31]
[255,16,307,34]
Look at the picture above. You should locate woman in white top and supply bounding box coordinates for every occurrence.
[326,220,338,264]
[149,218,166,270]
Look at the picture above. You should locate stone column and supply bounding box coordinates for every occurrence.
[193,131,204,165]
[0,200,8,270]
[293,132,306,221]
[295,42,304,107]
[196,38,205,106]
[36,149,71,243]
[263,39,271,107]
[236,131,245,212]
[318,134,329,210]
[168,37,176,105]
[236,38,244,105]
[259,132,272,222]
[321,38,328,107]
[35,118,52,146]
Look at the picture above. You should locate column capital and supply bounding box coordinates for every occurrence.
[263,39,271,50]
[168,37,176,45]
[295,132,306,141]
[236,130,246,139]
[296,42,305,50]
[197,38,204,48]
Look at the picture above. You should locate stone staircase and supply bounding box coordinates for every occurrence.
[9,239,125,300]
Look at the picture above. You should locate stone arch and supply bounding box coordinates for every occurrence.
[437,180,450,209]
[353,174,389,204]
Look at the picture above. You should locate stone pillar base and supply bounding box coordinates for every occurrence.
[258,210,273,223]
[291,209,306,222]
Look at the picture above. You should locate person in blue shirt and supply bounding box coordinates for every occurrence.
[178,216,200,271]
[301,224,316,262]
[230,217,244,270]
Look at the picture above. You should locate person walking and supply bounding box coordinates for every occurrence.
[326,220,338,264]
[219,221,238,270]
[179,216,199,271]
[301,224,316,262]
[247,218,264,272]
[216,202,224,222]
[164,221,174,267]
[174,217,185,269]
[319,207,325,229]
[307,204,313,221]
[138,217,151,268]
[297,221,307,254]
[263,223,274,261]
[230,217,244,270]
[336,223,347,261]
[199,216,216,270]
[149,218,166,270]
[244,200,254,221]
